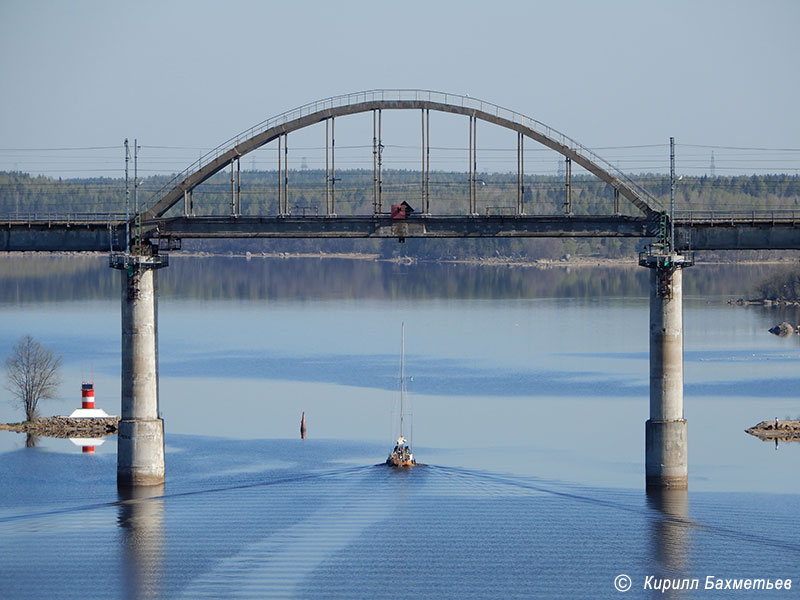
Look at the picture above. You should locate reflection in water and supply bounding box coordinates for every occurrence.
[745,430,800,446]
[69,437,107,453]
[647,488,690,599]
[0,254,785,303]
[769,435,800,450]
[117,485,165,600]
[25,433,37,448]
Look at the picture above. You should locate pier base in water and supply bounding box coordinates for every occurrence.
[117,418,165,486]
[645,419,688,489]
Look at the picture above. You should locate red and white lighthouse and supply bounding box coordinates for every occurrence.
[68,381,115,453]
[69,382,111,419]
[81,383,95,409]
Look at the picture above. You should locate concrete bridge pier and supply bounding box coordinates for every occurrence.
[640,251,693,489]
[111,253,168,486]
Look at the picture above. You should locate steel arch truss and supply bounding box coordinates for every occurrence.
[144,90,659,221]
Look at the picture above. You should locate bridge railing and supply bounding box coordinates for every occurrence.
[146,89,663,215]
[675,210,800,224]
[0,212,128,225]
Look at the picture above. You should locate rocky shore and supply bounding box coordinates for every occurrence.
[729,298,800,307]
[745,420,800,441]
[0,416,119,439]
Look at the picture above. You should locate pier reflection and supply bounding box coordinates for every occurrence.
[647,488,690,599]
[117,485,165,600]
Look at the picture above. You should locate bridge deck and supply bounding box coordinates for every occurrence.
[151,215,656,240]
[0,213,798,252]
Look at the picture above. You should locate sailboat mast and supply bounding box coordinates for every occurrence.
[400,322,405,438]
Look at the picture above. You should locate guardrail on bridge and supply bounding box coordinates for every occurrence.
[675,210,800,224]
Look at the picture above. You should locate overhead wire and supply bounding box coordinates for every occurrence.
[2,135,799,181]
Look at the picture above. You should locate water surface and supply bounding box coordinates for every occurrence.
[1,256,798,598]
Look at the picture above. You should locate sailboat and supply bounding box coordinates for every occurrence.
[386,323,416,468]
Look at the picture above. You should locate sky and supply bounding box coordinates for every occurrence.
[1,0,799,178]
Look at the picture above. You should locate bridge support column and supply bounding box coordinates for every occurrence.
[640,250,693,489]
[111,252,169,486]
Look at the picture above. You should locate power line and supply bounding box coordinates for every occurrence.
[140,145,211,150]
[679,143,800,152]
[0,145,121,152]
[590,144,666,150]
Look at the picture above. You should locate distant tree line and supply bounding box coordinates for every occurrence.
[1,170,799,260]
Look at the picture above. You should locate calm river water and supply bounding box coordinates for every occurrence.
[0,255,799,599]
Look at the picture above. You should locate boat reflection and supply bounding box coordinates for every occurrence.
[647,488,690,599]
[117,485,165,600]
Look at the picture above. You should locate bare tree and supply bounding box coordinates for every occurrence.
[4,335,62,422]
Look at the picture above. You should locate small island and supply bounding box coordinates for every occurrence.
[0,416,119,438]
[745,420,800,442]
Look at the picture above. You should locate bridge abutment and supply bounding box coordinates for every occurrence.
[111,253,168,487]
[640,251,693,489]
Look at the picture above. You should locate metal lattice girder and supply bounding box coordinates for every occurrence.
[143,90,661,222]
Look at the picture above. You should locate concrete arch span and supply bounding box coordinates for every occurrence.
[144,90,659,220]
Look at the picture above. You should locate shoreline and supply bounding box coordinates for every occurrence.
[4,249,797,269]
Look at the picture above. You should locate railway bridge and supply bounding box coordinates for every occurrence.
[2,90,799,489]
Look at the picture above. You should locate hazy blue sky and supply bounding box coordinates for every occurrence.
[1,0,798,177]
